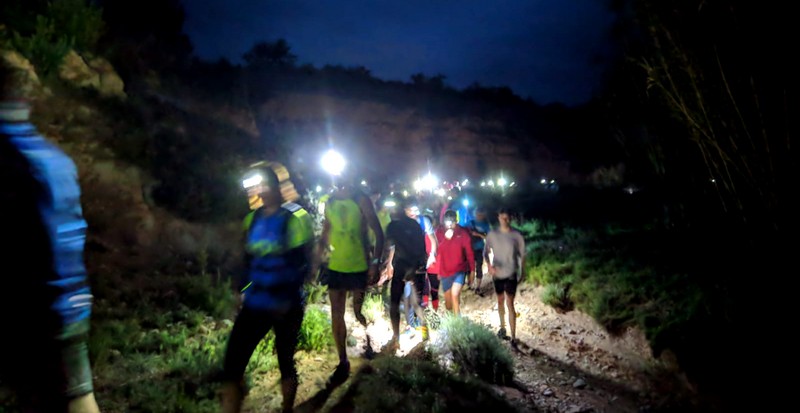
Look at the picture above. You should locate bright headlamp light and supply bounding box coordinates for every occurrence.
[242,174,263,189]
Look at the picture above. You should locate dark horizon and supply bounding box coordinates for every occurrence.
[181,0,622,107]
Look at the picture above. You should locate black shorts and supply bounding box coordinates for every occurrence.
[323,268,368,291]
[493,277,518,295]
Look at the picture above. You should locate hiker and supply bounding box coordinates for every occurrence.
[379,197,430,351]
[220,162,314,413]
[435,209,475,315]
[466,206,491,294]
[484,208,526,343]
[313,171,384,382]
[0,62,101,413]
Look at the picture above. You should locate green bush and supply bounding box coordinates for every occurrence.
[540,283,573,311]
[515,218,557,239]
[297,306,334,352]
[10,16,71,76]
[46,0,105,52]
[247,331,277,374]
[436,314,514,385]
[4,0,105,75]
[304,282,328,305]
[362,291,384,323]
[178,273,238,320]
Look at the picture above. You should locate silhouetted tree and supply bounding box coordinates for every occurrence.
[242,38,296,69]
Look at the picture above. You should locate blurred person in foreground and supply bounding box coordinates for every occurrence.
[0,62,101,412]
[484,208,526,344]
[220,162,314,413]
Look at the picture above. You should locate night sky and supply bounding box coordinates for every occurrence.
[182,0,621,107]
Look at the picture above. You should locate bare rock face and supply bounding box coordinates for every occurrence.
[86,56,127,99]
[1,49,43,98]
[59,50,101,89]
[59,50,126,99]
[256,93,578,184]
[77,157,241,272]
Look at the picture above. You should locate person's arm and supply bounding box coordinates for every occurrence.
[483,232,494,276]
[284,209,317,284]
[239,212,256,297]
[378,225,396,285]
[517,232,526,282]
[464,228,475,274]
[312,217,331,278]
[357,193,384,273]
[425,231,438,267]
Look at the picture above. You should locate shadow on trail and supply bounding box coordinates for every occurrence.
[294,368,350,413]
[295,336,378,413]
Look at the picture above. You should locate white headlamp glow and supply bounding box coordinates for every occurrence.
[242,174,263,189]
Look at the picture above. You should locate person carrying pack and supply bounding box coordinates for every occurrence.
[220,162,314,413]
[0,60,101,413]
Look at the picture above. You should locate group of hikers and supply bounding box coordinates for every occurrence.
[1,58,524,413]
[223,162,526,412]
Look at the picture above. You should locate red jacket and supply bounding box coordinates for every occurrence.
[435,225,475,277]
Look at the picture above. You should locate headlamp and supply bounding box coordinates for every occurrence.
[242,174,263,189]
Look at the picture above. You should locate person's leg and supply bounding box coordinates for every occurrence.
[389,269,405,342]
[409,276,428,340]
[473,252,484,291]
[507,293,517,342]
[440,275,454,312]
[352,288,367,328]
[428,273,440,310]
[68,393,100,413]
[450,272,465,315]
[403,281,416,328]
[421,271,431,308]
[23,334,100,413]
[328,289,349,365]
[274,307,304,413]
[222,307,274,413]
[497,291,507,337]
[506,278,518,342]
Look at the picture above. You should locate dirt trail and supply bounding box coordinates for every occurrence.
[458,281,679,412]
[244,281,691,412]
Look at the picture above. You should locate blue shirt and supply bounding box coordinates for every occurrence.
[467,219,491,251]
[1,113,92,337]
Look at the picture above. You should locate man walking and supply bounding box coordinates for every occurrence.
[484,208,526,344]
[379,197,430,352]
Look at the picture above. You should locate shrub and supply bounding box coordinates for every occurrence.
[540,283,573,312]
[303,282,328,305]
[362,291,384,323]
[177,273,238,320]
[297,306,334,352]
[10,16,71,76]
[435,314,514,385]
[46,0,105,52]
